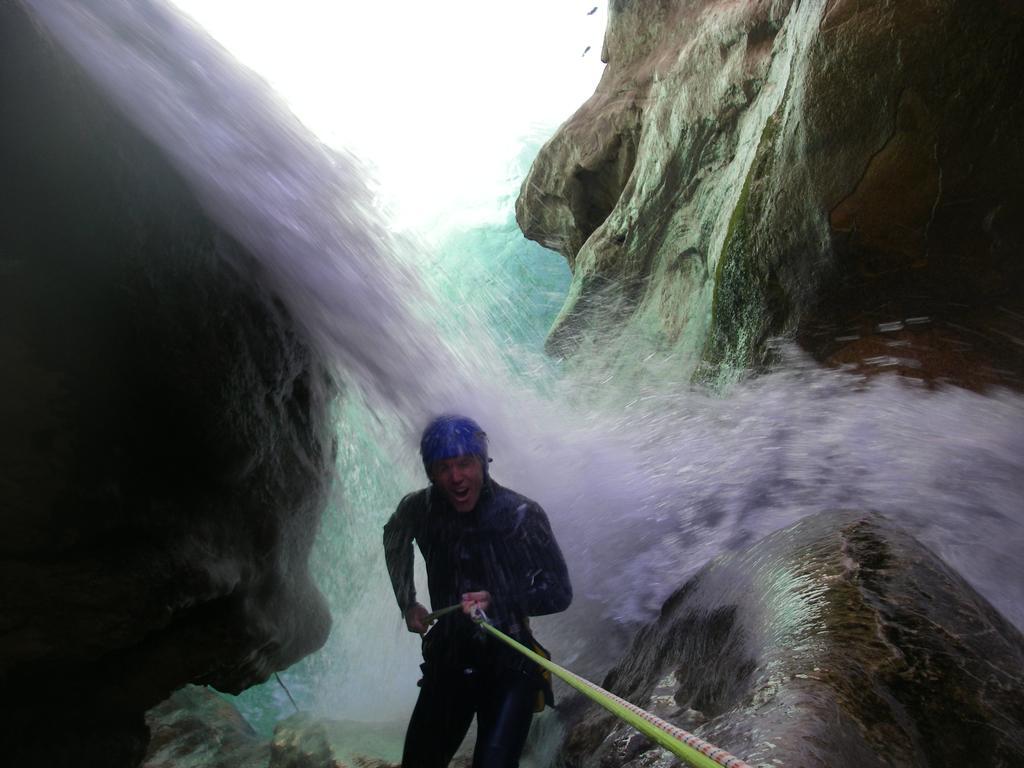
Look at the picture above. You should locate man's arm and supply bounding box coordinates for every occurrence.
[517,503,573,616]
[383,493,419,617]
[383,492,436,635]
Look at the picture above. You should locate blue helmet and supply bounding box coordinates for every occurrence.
[419,414,489,477]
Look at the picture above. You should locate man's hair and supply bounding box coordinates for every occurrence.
[419,414,488,477]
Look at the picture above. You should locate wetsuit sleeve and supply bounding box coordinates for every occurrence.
[517,503,573,616]
[383,494,418,616]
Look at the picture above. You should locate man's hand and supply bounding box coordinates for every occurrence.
[461,590,491,617]
[404,602,431,635]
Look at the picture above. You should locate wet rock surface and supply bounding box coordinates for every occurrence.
[558,510,1024,768]
[1,2,334,765]
[517,0,1024,387]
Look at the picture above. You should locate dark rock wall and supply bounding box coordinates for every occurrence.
[560,511,1024,768]
[517,0,1024,387]
[1,2,334,765]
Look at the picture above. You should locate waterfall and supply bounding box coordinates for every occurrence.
[23,0,454,414]
[22,0,1024,749]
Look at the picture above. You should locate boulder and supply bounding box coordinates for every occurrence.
[143,687,268,768]
[559,510,1024,767]
[1,2,333,764]
[517,0,1024,387]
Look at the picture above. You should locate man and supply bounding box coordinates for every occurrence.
[383,414,572,768]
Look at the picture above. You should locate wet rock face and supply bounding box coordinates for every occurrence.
[517,0,1024,386]
[1,2,333,765]
[559,511,1024,768]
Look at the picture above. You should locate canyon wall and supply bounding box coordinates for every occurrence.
[517,0,1024,387]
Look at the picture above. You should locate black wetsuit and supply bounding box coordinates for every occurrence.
[383,478,572,768]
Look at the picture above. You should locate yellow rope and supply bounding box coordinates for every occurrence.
[469,608,752,768]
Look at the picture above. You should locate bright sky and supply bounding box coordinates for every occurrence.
[169,1,608,232]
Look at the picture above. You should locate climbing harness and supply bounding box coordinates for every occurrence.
[465,605,753,768]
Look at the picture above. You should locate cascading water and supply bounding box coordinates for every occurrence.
[23,0,1024,760]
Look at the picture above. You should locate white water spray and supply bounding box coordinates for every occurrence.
[24,0,457,412]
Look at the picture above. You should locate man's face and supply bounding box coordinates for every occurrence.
[431,454,484,513]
